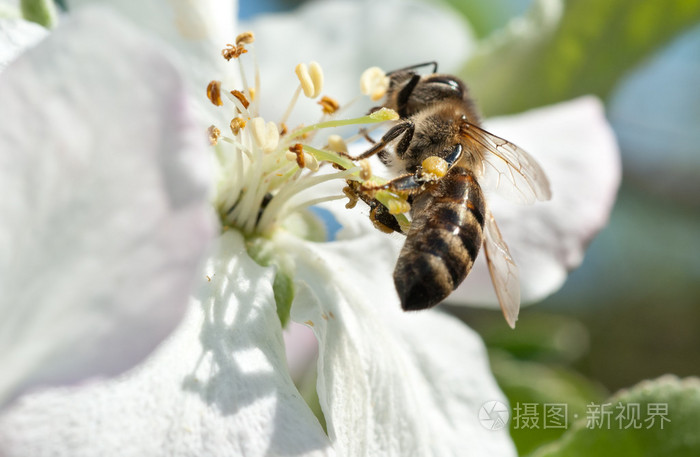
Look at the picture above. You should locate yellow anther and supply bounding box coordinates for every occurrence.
[308,61,323,98]
[285,150,301,166]
[251,117,280,153]
[295,62,323,98]
[360,67,389,101]
[221,44,247,60]
[287,143,305,169]
[318,95,340,114]
[230,117,246,135]
[305,153,319,171]
[387,198,411,215]
[208,125,221,145]
[236,31,255,46]
[207,80,223,106]
[230,90,250,109]
[286,144,319,171]
[327,134,348,154]
[248,87,256,101]
[369,107,399,121]
[422,156,449,178]
[295,63,314,98]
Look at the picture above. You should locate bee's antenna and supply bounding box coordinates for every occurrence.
[386,61,438,76]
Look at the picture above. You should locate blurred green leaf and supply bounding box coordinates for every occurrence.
[461,0,700,115]
[480,312,589,364]
[435,0,529,38]
[491,351,607,454]
[20,0,57,28]
[528,376,700,457]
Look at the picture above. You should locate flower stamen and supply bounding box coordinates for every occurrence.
[207,80,223,106]
[360,66,390,101]
[207,37,406,237]
[230,90,250,109]
[236,31,255,46]
[230,117,246,135]
[327,134,348,155]
[208,125,221,145]
[221,43,247,60]
[318,95,340,115]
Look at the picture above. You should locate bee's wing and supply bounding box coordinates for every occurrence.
[464,123,552,204]
[483,210,520,328]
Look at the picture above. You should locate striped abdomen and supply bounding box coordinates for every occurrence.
[394,166,486,310]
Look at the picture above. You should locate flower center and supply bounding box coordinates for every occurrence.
[206,32,402,239]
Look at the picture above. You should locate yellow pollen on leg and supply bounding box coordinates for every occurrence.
[387,198,411,215]
[422,156,449,178]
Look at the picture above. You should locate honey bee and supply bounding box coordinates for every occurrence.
[353,62,551,327]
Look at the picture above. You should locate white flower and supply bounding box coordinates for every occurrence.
[0,1,620,456]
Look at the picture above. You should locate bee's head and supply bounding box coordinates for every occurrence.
[386,71,468,117]
[417,74,466,101]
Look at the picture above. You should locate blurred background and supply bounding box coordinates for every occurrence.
[241,0,700,453]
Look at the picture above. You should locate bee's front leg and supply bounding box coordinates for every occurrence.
[342,121,415,161]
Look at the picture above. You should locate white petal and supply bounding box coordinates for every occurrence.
[244,0,475,124]
[0,9,215,406]
[0,231,333,457]
[283,321,319,382]
[280,231,516,456]
[66,0,237,91]
[0,17,47,72]
[452,97,621,306]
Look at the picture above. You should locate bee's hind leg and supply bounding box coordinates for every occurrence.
[346,180,406,234]
[361,166,434,196]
